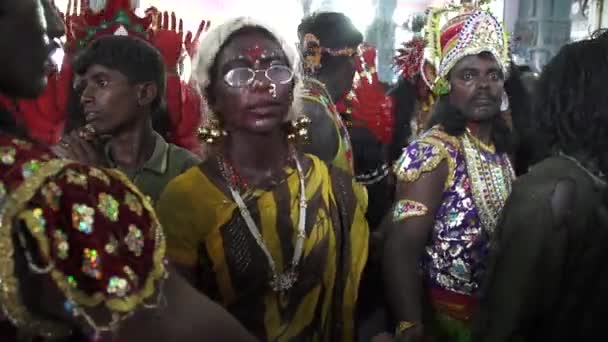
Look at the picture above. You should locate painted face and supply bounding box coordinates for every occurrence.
[77,64,142,135]
[321,54,357,100]
[448,53,505,122]
[210,30,293,134]
[0,0,64,98]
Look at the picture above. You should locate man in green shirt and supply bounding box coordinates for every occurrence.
[103,130,199,203]
[55,35,200,203]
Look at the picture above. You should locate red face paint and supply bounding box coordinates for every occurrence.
[245,45,265,61]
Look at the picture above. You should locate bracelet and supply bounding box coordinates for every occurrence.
[395,321,416,336]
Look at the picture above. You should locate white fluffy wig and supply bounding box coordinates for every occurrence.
[191,17,304,122]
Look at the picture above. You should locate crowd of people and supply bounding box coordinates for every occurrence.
[0,0,607,341]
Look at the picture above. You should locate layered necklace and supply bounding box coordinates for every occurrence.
[217,149,307,292]
[461,129,515,234]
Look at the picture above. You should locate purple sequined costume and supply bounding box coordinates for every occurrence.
[394,126,511,295]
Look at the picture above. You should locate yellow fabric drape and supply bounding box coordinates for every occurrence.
[156,154,368,341]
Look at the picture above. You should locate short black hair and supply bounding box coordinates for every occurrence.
[70,35,170,137]
[297,12,363,49]
[533,37,608,173]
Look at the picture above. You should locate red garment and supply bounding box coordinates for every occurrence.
[429,287,477,322]
[0,56,72,144]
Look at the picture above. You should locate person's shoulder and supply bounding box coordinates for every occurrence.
[9,159,159,240]
[303,153,329,170]
[0,134,53,166]
[299,78,333,106]
[418,126,460,152]
[394,126,455,183]
[160,164,205,199]
[305,152,369,214]
[518,156,601,219]
[515,156,595,195]
[167,143,201,171]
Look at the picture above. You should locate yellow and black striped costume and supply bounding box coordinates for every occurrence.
[156,154,368,341]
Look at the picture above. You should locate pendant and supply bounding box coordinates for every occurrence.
[270,270,298,292]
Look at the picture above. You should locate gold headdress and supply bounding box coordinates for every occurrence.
[421,2,510,95]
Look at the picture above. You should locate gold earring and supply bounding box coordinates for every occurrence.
[198,118,226,144]
[287,116,311,144]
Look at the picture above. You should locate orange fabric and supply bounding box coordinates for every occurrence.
[429,287,477,322]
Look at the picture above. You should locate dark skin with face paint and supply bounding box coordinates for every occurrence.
[0,2,256,341]
[382,53,504,342]
[171,30,299,286]
[206,30,294,189]
[448,53,505,143]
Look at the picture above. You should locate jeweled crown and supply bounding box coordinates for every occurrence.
[422,4,510,95]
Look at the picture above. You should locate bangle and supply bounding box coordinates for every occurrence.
[395,321,416,336]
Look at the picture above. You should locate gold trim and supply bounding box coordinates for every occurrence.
[394,128,458,190]
[460,132,514,233]
[0,159,73,338]
[393,199,429,222]
[395,321,416,337]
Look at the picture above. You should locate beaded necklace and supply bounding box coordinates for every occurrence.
[461,130,515,233]
[216,150,307,292]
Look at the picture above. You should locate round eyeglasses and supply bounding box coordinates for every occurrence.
[224,65,294,88]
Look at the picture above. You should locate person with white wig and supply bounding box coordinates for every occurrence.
[156,17,370,341]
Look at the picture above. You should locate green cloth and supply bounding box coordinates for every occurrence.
[427,313,471,342]
[105,132,200,204]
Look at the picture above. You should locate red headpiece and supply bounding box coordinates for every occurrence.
[336,43,394,145]
[64,0,152,52]
[394,36,433,105]
[395,37,426,82]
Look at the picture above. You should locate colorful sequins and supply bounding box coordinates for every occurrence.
[53,230,69,260]
[82,248,102,279]
[12,139,32,150]
[72,204,95,234]
[392,199,429,222]
[89,168,110,185]
[29,208,46,233]
[21,160,40,179]
[107,276,130,297]
[66,169,87,188]
[98,193,119,222]
[67,275,78,288]
[401,127,494,295]
[41,182,62,211]
[105,234,119,255]
[0,146,16,165]
[123,265,139,288]
[124,224,144,257]
[124,192,143,216]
